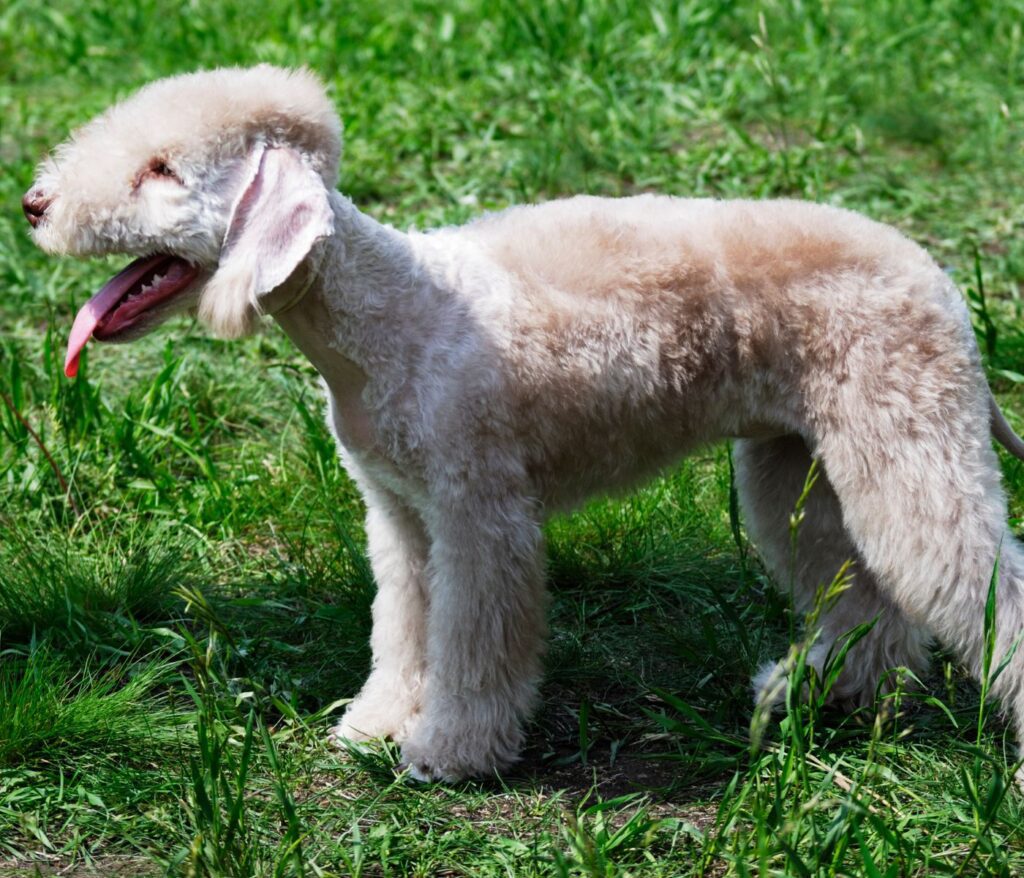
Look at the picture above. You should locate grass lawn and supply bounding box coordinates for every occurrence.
[3,0,1024,874]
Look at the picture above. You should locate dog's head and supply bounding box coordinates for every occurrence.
[23,65,341,374]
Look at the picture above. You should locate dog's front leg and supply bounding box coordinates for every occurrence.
[400,489,547,782]
[332,486,429,744]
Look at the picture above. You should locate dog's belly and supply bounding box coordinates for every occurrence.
[523,384,794,513]
[728,420,792,440]
[526,414,704,513]
[534,446,695,512]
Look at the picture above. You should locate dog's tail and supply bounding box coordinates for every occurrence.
[990,391,1024,461]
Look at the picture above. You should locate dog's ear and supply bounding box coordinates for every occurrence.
[199,143,334,338]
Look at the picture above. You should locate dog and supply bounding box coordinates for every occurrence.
[23,65,1024,781]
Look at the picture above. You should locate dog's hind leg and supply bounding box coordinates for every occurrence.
[332,482,430,745]
[810,365,1024,776]
[735,435,932,707]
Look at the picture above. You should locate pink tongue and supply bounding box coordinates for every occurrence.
[64,254,169,378]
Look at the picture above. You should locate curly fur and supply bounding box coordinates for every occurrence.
[24,65,1024,783]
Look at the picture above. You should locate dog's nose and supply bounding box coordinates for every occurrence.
[22,191,53,228]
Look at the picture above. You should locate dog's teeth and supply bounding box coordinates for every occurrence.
[135,272,166,297]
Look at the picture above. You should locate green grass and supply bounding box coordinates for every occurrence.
[3,0,1024,873]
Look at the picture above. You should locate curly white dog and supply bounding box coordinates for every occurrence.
[23,65,1024,782]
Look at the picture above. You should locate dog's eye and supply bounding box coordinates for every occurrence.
[136,158,182,188]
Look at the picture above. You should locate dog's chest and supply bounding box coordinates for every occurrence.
[327,384,375,452]
[324,384,428,502]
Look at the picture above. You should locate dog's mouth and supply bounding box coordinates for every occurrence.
[64,253,200,377]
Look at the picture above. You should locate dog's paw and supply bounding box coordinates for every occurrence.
[752,650,891,714]
[396,758,456,784]
[329,715,378,746]
[329,710,420,746]
[398,738,513,783]
[398,707,523,783]
[752,659,789,711]
[329,688,421,745]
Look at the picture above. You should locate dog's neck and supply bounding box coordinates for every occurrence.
[270,189,427,371]
[268,192,435,445]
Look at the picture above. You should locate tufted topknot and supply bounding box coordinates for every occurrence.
[58,65,342,188]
